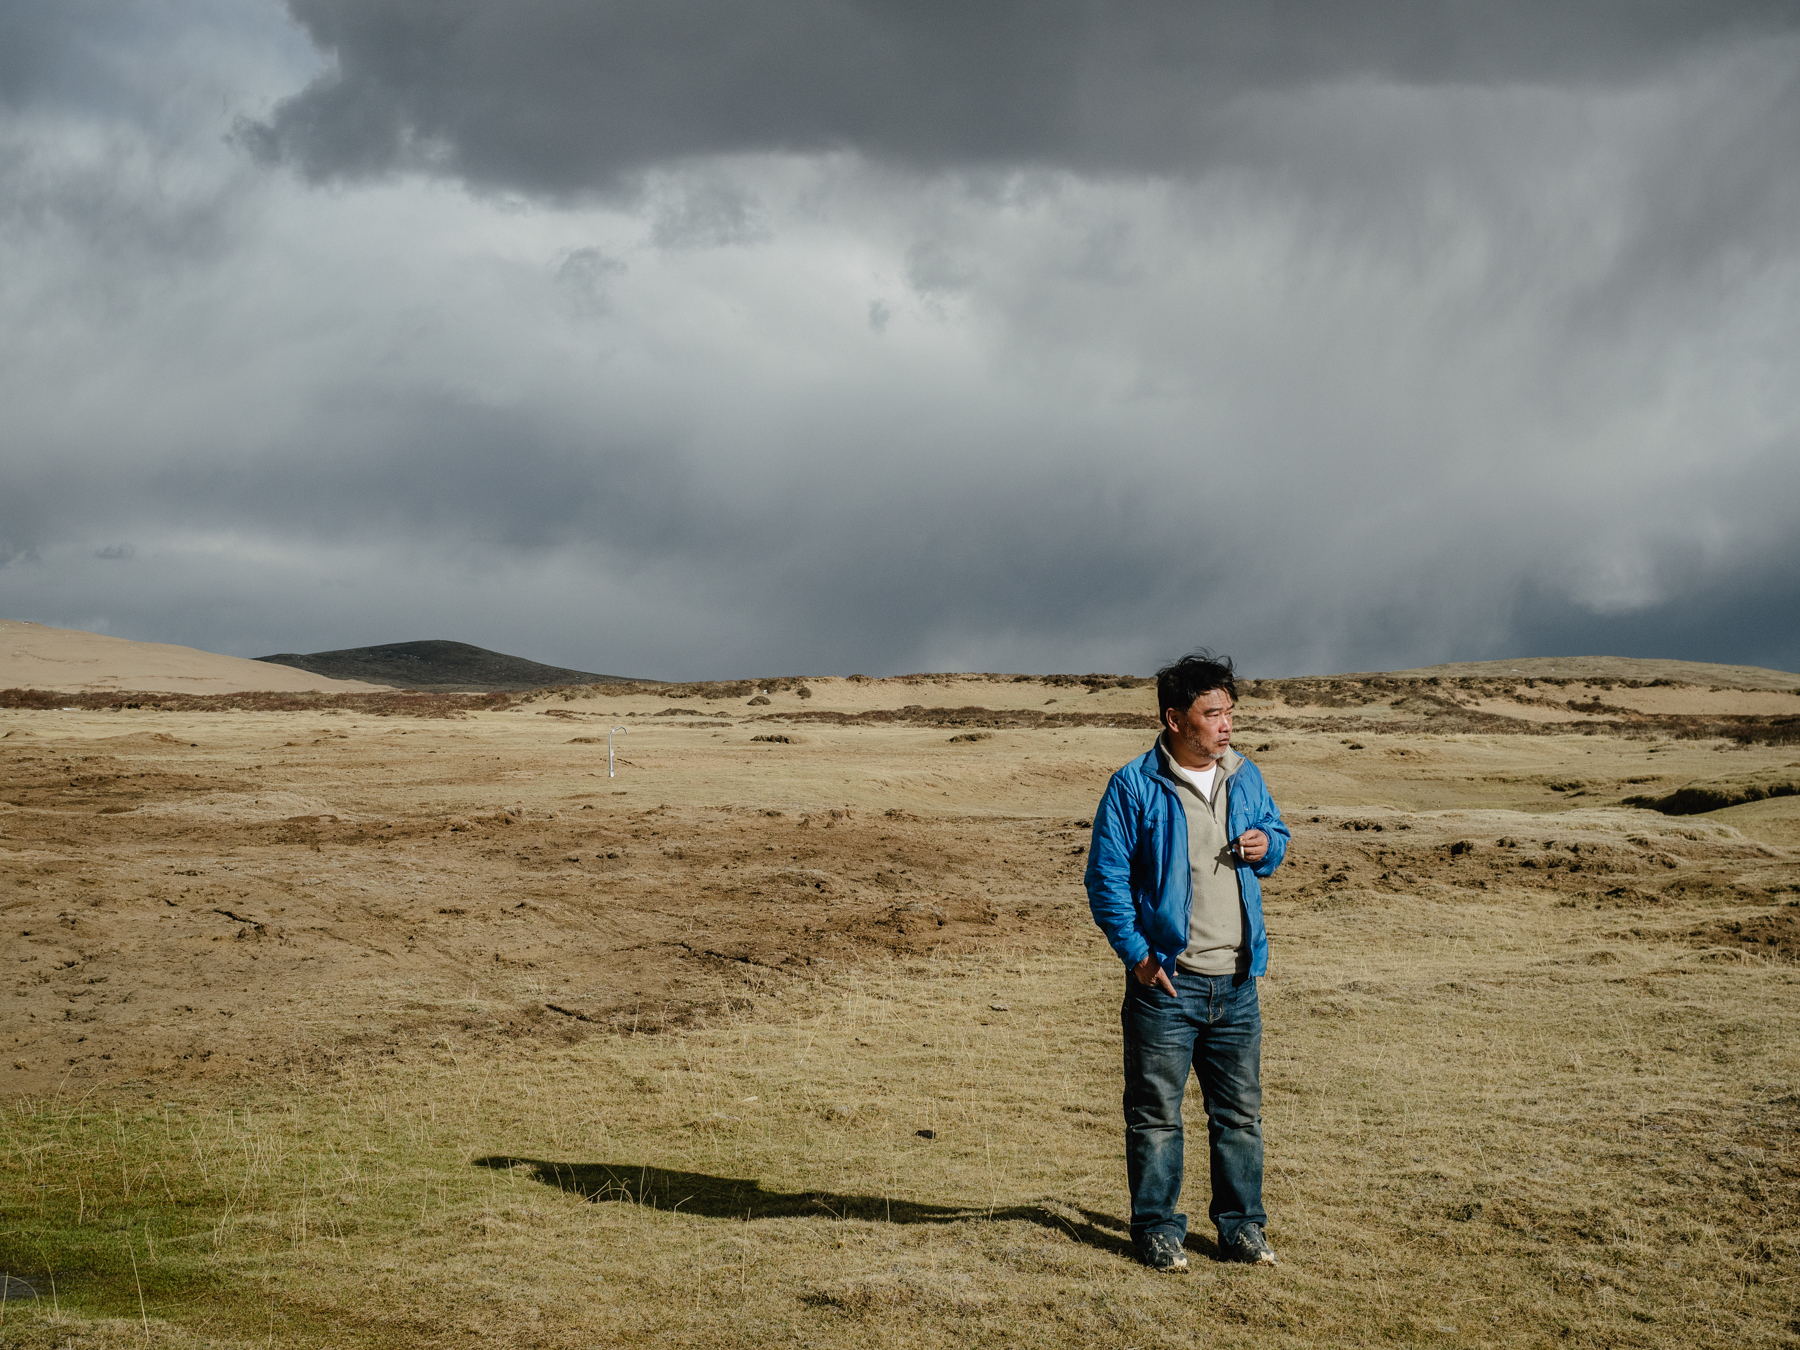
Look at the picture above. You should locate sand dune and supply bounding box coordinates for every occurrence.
[0,619,392,694]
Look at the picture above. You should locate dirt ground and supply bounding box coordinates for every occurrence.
[4,667,1797,1094]
[3,664,1798,1348]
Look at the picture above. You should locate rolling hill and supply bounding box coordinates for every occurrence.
[254,639,639,692]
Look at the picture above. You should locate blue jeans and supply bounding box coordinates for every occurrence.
[1121,969,1265,1250]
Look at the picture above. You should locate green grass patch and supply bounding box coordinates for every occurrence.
[0,1086,504,1347]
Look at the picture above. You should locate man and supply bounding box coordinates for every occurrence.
[1085,650,1290,1272]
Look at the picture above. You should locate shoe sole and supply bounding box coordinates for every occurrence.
[1225,1246,1278,1265]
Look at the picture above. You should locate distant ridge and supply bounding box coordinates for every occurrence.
[1340,655,1800,693]
[255,640,639,693]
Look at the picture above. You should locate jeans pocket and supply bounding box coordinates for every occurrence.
[1124,975,1174,1014]
[1234,976,1262,1028]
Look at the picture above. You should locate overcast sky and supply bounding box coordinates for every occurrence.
[3,2,1797,679]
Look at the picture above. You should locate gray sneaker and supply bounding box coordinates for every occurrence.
[1136,1232,1190,1273]
[1226,1222,1277,1265]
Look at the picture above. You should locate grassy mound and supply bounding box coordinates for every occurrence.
[1625,775,1800,815]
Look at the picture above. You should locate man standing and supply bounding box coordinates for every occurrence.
[1085,651,1290,1271]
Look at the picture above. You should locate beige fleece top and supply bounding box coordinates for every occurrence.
[1156,737,1247,976]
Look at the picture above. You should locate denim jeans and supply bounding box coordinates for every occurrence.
[1121,969,1264,1249]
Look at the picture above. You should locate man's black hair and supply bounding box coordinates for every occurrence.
[1156,650,1238,719]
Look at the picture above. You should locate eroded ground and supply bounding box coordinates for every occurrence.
[5,670,1797,1094]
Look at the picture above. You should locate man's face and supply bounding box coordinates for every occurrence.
[1165,688,1233,765]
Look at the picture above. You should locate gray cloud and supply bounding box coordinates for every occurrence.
[1507,551,1800,681]
[647,178,770,250]
[2,1,1799,679]
[2,2,211,115]
[244,0,1799,194]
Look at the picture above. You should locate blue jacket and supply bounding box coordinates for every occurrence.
[1085,743,1289,978]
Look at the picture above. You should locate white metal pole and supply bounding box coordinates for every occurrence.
[609,726,627,778]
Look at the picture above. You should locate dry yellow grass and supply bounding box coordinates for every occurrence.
[3,671,1797,1347]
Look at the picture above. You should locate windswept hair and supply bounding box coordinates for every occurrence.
[1155,649,1238,718]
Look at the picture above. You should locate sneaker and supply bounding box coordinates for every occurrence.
[1225,1222,1277,1265]
[1136,1232,1190,1273]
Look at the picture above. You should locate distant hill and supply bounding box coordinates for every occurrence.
[254,640,639,693]
[1342,655,1800,692]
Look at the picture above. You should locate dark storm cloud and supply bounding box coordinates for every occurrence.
[0,2,301,272]
[9,387,696,558]
[6,0,1800,681]
[245,0,1800,193]
[1505,560,1800,679]
[0,1,167,111]
[1,0,310,120]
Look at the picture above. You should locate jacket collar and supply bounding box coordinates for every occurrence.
[1142,738,1244,784]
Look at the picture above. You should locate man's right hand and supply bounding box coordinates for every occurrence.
[1133,953,1177,996]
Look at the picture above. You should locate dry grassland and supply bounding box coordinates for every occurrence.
[3,668,1799,1348]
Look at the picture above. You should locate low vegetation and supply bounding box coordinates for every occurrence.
[3,666,1796,1346]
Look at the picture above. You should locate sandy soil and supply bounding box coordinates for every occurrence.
[0,620,391,694]
[1707,795,1800,846]
[4,671,1796,1098]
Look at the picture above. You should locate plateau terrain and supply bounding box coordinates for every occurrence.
[1,656,1796,1348]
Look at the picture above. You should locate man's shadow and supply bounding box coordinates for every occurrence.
[472,1157,1183,1259]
